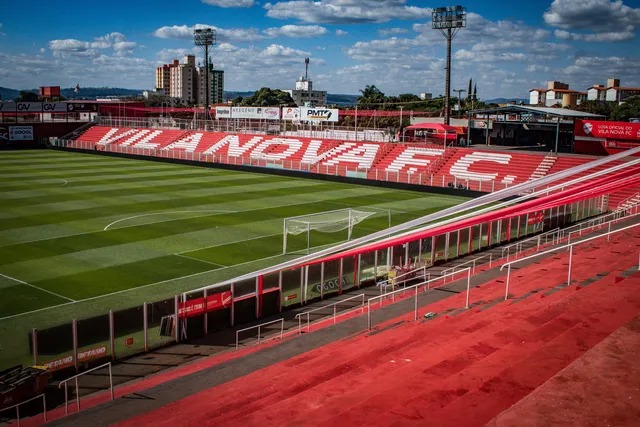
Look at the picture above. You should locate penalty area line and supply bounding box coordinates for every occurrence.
[0,272,75,302]
[174,253,227,268]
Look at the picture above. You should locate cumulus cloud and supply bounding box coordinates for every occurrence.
[379,27,409,36]
[544,0,640,41]
[264,25,327,38]
[153,24,265,42]
[335,29,348,36]
[49,32,137,58]
[264,0,432,24]
[201,0,255,6]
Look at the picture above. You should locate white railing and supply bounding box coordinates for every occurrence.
[501,227,561,261]
[0,393,47,426]
[440,252,493,281]
[58,362,114,416]
[500,220,640,300]
[294,293,366,334]
[367,268,472,330]
[235,318,285,350]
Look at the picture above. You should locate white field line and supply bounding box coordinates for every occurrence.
[0,272,75,302]
[103,210,238,231]
[174,253,227,268]
[0,252,287,321]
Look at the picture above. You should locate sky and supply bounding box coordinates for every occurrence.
[1,0,639,100]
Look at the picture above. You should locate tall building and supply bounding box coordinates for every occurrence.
[283,58,327,107]
[196,65,225,105]
[156,55,224,105]
[155,60,179,92]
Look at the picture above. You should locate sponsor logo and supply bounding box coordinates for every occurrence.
[263,108,280,118]
[0,127,8,141]
[43,346,107,371]
[583,122,593,135]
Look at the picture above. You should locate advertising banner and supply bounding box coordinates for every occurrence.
[0,103,17,112]
[231,106,281,120]
[9,126,34,141]
[282,107,301,121]
[16,102,41,113]
[67,103,97,112]
[575,120,640,141]
[42,102,67,112]
[178,290,232,318]
[470,119,493,129]
[300,107,339,122]
[527,211,545,225]
[215,106,232,119]
[43,346,107,371]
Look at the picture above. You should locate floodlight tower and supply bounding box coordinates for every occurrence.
[194,28,216,120]
[432,5,466,125]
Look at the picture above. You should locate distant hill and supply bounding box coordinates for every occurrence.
[0,87,21,100]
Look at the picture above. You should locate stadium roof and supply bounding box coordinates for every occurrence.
[470,104,605,119]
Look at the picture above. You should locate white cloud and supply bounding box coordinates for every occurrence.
[379,27,408,36]
[264,0,432,24]
[201,0,255,7]
[554,29,635,42]
[153,24,265,42]
[0,23,5,36]
[544,0,640,41]
[48,32,137,58]
[335,29,348,36]
[264,25,327,38]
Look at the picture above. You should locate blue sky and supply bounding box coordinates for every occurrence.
[1,0,639,99]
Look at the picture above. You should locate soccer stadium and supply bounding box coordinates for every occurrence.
[1,110,639,425]
[2,2,640,425]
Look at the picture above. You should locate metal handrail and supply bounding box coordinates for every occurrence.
[235,318,285,350]
[440,252,493,280]
[0,393,47,426]
[367,267,472,329]
[295,293,366,334]
[500,220,640,300]
[58,362,114,416]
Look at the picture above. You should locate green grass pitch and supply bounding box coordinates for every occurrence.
[0,149,468,368]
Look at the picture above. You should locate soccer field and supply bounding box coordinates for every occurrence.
[0,150,468,367]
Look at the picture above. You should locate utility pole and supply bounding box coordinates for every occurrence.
[454,89,466,118]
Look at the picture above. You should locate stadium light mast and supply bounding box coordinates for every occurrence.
[194,28,216,121]
[432,5,466,126]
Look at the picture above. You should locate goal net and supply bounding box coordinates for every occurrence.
[283,208,380,254]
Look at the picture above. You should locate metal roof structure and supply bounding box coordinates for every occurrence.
[470,104,605,119]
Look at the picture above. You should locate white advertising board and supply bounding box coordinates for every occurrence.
[300,107,339,122]
[282,107,301,121]
[215,106,232,119]
[231,106,281,120]
[9,126,34,141]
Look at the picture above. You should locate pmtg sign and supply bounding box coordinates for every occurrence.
[300,107,339,122]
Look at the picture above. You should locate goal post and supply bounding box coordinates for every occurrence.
[282,207,390,255]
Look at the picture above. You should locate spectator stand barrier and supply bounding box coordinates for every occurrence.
[367,267,472,330]
[500,227,561,261]
[294,293,366,334]
[500,220,640,300]
[58,362,114,416]
[440,252,493,283]
[235,318,284,350]
[0,393,47,426]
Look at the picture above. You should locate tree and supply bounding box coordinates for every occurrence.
[238,87,295,107]
[15,90,39,102]
[572,100,614,119]
[611,96,640,121]
[357,85,385,109]
[467,78,472,101]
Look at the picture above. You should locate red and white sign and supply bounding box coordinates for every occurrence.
[527,211,545,225]
[178,291,232,318]
[43,346,107,371]
[575,120,640,140]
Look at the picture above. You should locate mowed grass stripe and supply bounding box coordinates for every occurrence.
[0,284,70,317]
[0,179,333,230]
[20,255,218,302]
[0,161,188,181]
[0,168,218,192]
[0,171,291,207]
[0,190,434,266]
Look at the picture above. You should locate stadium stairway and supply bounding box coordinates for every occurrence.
[104,229,640,427]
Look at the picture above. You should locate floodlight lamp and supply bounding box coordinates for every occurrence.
[432,5,467,30]
[194,28,216,46]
